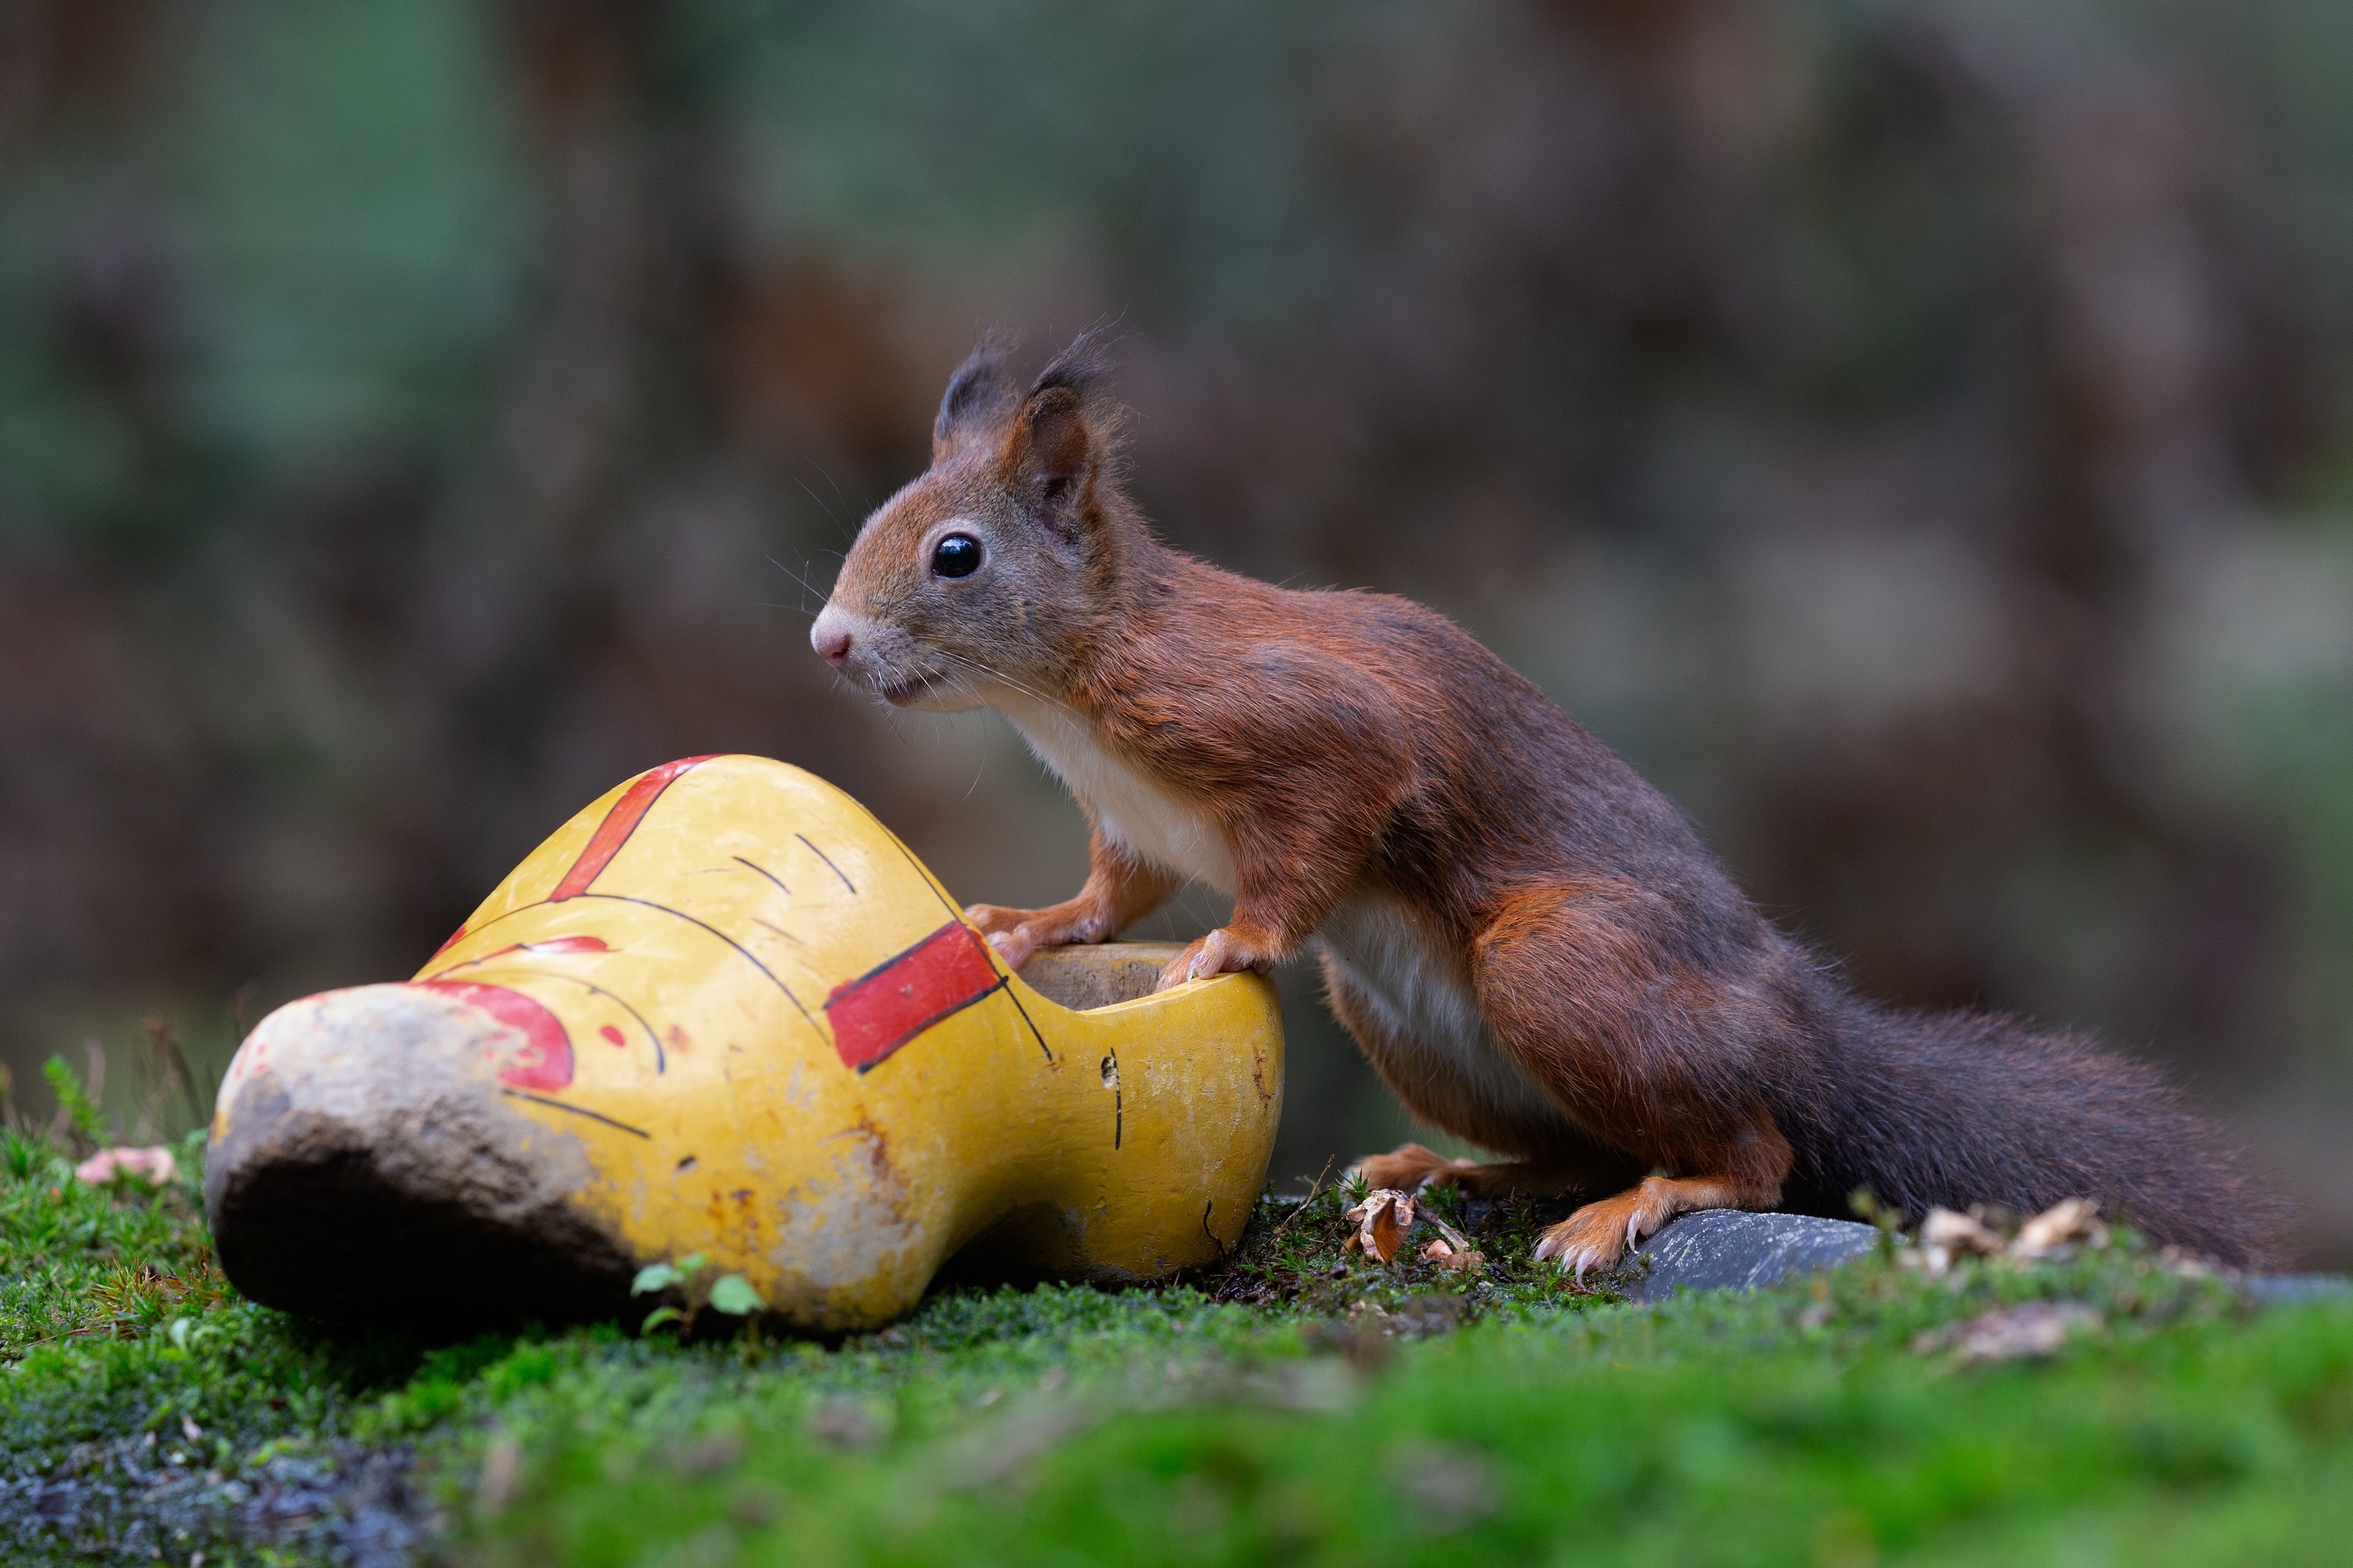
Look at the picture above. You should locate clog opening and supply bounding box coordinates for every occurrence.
[1014,941,1191,1011]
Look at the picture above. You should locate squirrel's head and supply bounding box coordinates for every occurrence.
[811,332,1129,712]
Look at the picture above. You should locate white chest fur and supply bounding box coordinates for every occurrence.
[1320,897,1579,1140]
[994,695,1238,895]
[994,691,1573,1144]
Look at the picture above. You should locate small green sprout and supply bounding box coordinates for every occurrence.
[632,1251,708,1334]
[632,1251,707,1298]
[707,1274,765,1316]
[628,1254,762,1334]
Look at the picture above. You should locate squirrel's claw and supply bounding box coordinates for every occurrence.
[966,905,1042,970]
[1535,1183,1669,1277]
[1154,927,1263,992]
[1154,940,1206,993]
[962,901,1024,936]
[984,927,1037,969]
[1537,1174,1764,1278]
[1533,1222,1622,1279]
[965,900,1114,971]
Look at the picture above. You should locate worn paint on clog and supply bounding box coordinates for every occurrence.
[208,755,1283,1331]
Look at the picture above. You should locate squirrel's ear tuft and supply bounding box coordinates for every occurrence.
[1004,331,1116,532]
[1027,329,1111,403]
[933,331,1019,460]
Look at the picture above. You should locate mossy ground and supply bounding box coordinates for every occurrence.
[5,1127,2350,1567]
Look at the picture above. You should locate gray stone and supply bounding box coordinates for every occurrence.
[2243,1273,2352,1306]
[1626,1209,1883,1301]
[1621,1208,2349,1307]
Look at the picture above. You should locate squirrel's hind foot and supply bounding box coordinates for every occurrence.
[1349,1142,1476,1192]
[1350,1143,1604,1202]
[1536,1174,1773,1279]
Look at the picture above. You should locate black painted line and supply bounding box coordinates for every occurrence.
[796,834,856,894]
[565,892,822,1041]
[477,966,667,1074]
[501,1088,652,1139]
[1201,1198,1227,1261]
[429,899,551,952]
[878,828,961,919]
[871,821,1045,1059]
[839,918,963,992]
[854,979,1005,1075]
[733,855,791,897]
[1001,981,1050,1062]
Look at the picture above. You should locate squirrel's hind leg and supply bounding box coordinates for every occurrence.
[1320,948,1642,1199]
[1469,879,1797,1276]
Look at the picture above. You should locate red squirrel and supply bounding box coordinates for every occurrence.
[809,333,2276,1273]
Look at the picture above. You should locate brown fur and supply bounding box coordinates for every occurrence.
[811,334,2285,1271]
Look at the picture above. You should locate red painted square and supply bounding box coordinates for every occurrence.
[824,920,1003,1072]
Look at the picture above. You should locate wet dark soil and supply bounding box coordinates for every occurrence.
[4,1431,438,1566]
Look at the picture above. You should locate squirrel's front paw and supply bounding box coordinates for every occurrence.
[964,904,1049,969]
[1154,928,1268,992]
[965,902,1116,970]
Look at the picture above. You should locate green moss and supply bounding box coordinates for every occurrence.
[3,1130,2348,1566]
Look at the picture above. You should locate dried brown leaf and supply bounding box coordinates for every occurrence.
[1921,1207,2005,1255]
[1911,1207,2006,1275]
[2014,1198,2107,1258]
[1343,1189,1414,1265]
[1911,1301,2102,1364]
[1421,1237,1485,1273]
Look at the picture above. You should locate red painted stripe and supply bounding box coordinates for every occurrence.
[824,920,1001,1072]
[550,756,718,901]
[515,934,610,954]
[419,934,613,981]
[414,980,576,1092]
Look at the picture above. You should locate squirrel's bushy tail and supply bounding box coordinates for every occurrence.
[1783,994,2282,1267]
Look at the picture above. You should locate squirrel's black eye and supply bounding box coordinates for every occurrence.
[930,533,982,579]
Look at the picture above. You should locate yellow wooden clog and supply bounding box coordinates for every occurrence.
[204,755,1283,1331]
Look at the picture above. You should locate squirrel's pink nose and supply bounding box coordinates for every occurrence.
[811,613,854,668]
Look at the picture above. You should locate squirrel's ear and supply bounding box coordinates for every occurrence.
[933,333,1018,463]
[1004,332,1110,532]
[1015,386,1090,516]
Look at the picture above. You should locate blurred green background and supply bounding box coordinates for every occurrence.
[4,0,2351,1261]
